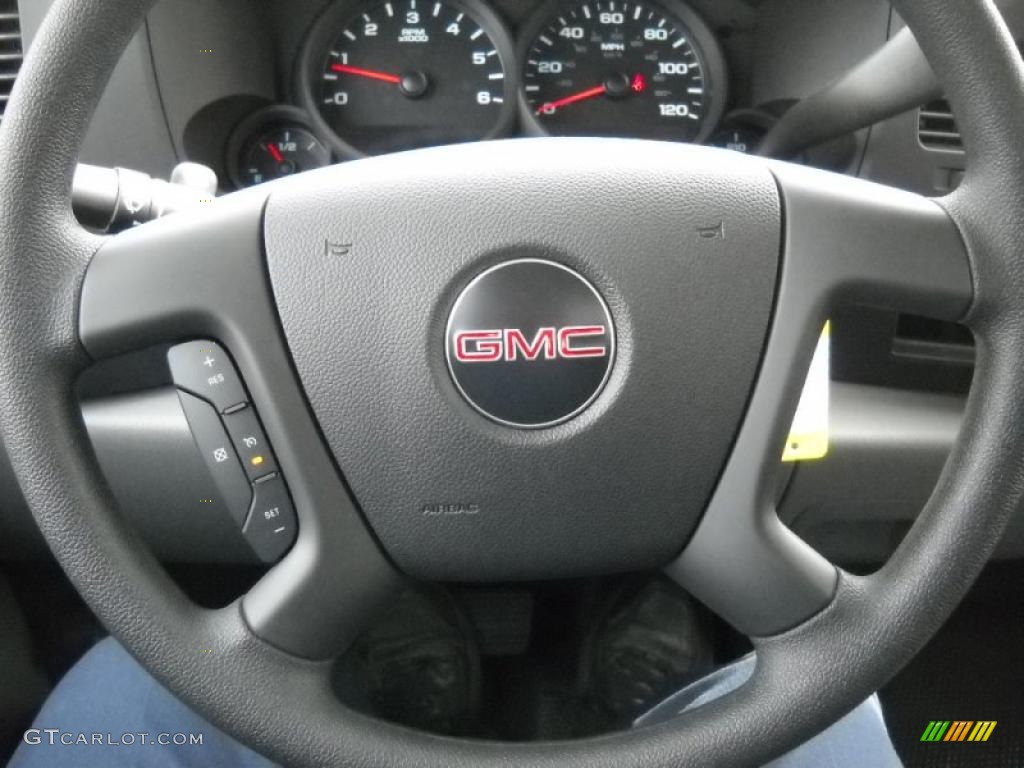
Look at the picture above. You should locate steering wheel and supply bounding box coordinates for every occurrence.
[1,0,1021,764]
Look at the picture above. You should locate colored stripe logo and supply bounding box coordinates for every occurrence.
[920,721,997,742]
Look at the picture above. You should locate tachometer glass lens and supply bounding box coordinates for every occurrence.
[523,0,710,141]
[316,0,511,155]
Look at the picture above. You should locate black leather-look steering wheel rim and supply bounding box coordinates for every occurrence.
[2,0,1023,765]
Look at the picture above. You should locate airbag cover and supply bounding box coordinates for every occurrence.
[263,138,779,580]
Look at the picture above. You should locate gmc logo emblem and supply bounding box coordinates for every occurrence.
[454,326,608,363]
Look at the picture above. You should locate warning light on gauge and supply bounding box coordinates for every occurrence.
[250,455,265,467]
[630,74,647,93]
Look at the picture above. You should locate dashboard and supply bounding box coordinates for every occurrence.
[240,0,733,184]
[9,0,1010,569]
[32,0,912,193]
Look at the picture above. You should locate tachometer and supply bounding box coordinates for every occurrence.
[300,0,516,157]
[519,0,725,142]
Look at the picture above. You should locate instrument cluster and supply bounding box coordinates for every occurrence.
[230,0,746,186]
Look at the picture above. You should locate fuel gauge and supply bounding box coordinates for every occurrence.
[706,108,776,154]
[228,106,332,188]
[238,126,330,187]
[707,125,763,154]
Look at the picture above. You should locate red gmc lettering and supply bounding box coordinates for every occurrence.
[455,330,502,362]
[504,328,556,361]
[558,326,607,358]
[454,326,607,362]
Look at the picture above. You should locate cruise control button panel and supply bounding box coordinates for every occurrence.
[171,339,297,563]
[242,474,297,563]
[168,340,247,413]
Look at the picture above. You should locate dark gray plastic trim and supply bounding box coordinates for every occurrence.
[757,1,1024,161]
[82,387,257,563]
[78,188,402,659]
[780,382,963,561]
[757,27,940,159]
[667,160,973,636]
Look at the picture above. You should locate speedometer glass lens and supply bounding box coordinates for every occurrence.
[310,0,515,156]
[521,0,722,141]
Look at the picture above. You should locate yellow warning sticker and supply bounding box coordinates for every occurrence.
[782,321,830,462]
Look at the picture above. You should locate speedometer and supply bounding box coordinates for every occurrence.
[300,0,517,157]
[519,0,725,142]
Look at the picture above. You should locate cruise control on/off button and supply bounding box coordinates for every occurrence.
[223,406,278,482]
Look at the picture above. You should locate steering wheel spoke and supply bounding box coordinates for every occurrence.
[79,188,271,359]
[669,162,973,637]
[79,189,402,659]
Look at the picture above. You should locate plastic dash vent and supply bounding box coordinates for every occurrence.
[917,98,963,151]
[0,0,22,123]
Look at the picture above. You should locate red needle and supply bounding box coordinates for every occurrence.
[330,63,401,84]
[265,143,284,163]
[536,84,607,115]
